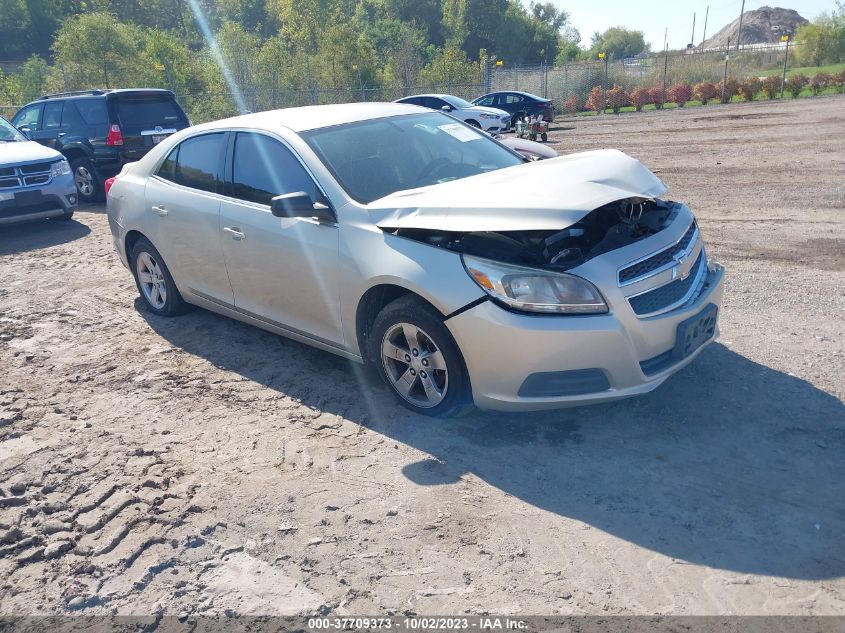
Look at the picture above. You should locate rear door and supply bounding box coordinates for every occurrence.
[144,132,233,305]
[110,93,189,155]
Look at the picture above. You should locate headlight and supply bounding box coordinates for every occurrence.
[478,113,498,119]
[51,159,71,177]
[462,255,608,314]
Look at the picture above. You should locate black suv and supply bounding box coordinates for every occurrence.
[12,89,190,203]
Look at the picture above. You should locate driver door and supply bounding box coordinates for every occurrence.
[219,131,342,346]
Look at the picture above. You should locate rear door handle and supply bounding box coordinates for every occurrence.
[152,205,168,216]
[223,226,245,240]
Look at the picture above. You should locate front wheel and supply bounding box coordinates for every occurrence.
[370,296,473,417]
[130,237,188,316]
[466,119,481,128]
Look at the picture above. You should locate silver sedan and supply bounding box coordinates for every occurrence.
[106,103,725,416]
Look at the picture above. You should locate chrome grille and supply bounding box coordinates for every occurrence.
[628,251,706,316]
[618,222,698,285]
[0,162,53,190]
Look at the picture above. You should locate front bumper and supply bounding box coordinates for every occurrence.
[0,173,78,225]
[446,262,725,411]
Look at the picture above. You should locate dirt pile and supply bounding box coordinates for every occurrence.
[700,6,808,49]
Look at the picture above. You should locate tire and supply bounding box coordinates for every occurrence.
[541,132,548,142]
[70,157,102,203]
[466,119,481,128]
[130,237,188,317]
[370,295,473,418]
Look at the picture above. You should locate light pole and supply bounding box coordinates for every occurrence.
[780,34,791,99]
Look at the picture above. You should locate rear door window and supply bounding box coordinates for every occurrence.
[61,102,86,129]
[114,98,187,133]
[173,133,225,193]
[231,132,319,206]
[42,102,64,129]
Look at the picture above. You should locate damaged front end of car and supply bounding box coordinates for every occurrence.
[370,149,695,315]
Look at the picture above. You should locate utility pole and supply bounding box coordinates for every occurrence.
[690,12,696,48]
[662,43,669,108]
[780,34,791,99]
[736,0,746,51]
[721,37,731,103]
[702,6,710,45]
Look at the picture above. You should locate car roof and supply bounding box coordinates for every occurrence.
[478,90,547,101]
[32,89,176,103]
[192,102,429,134]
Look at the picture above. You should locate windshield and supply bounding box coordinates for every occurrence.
[0,116,26,142]
[444,95,475,109]
[302,113,522,204]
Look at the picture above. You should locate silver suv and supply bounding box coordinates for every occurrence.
[0,116,77,225]
[106,103,725,417]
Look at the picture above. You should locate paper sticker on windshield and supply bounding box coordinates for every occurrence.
[438,123,482,142]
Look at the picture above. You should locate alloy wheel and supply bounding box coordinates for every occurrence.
[74,166,94,197]
[381,323,448,408]
[136,251,167,310]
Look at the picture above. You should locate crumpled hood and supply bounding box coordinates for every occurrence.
[0,140,63,168]
[370,149,667,232]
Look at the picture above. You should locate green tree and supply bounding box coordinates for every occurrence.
[590,27,649,60]
[795,10,845,67]
[51,13,145,89]
[17,56,51,102]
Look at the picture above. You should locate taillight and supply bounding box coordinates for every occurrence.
[106,124,124,147]
[104,177,116,196]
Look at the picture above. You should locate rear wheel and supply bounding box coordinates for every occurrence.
[70,157,102,203]
[370,296,473,417]
[130,237,188,316]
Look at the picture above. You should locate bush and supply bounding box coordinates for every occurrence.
[648,86,666,109]
[717,78,740,104]
[834,70,845,93]
[760,75,781,99]
[628,87,651,111]
[810,72,832,95]
[606,85,628,113]
[667,83,692,107]
[737,76,761,102]
[563,95,582,113]
[694,81,718,105]
[785,73,809,98]
[586,86,605,113]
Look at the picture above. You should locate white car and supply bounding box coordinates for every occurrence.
[394,94,512,133]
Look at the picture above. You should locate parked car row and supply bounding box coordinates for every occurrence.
[3,90,723,417]
[394,91,555,130]
[2,88,552,225]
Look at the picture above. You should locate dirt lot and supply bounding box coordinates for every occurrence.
[1,96,844,617]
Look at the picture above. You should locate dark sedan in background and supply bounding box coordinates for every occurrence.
[472,91,555,126]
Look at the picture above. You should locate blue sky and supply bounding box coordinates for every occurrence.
[548,0,837,50]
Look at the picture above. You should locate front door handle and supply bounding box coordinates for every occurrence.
[152,205,168,216]
[223,226,245,240]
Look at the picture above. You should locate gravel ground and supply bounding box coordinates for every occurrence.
[1,96,843,617]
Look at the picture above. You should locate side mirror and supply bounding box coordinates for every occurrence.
[271,191,335,224]
[441,104,452,112]
[17,126,31,138]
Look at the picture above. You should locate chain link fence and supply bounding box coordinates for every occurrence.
[4,42,842,125]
